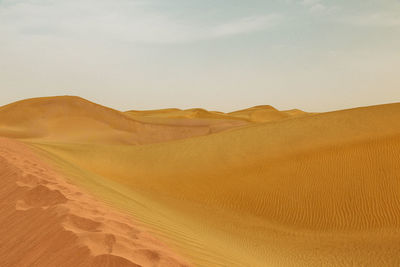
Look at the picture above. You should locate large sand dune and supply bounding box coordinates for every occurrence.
[1,96,400,266]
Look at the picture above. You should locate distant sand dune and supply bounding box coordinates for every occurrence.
[1,96,400,266]
[0,96,249,145]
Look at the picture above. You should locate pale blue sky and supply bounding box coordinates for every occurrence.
[0,0,399,112]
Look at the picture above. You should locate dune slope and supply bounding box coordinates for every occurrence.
[0,137,188,267]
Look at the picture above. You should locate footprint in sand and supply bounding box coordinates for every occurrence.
[68,214,102,232]
[23,184,68,208]
[104,234,116,253]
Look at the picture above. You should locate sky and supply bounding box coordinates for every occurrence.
[0,0,399,112]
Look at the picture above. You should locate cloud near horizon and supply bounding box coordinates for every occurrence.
[343,12,400,27]
[0,0,282,44]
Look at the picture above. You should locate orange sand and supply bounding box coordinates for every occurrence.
[1,96,400,266]
[0,137,188,267]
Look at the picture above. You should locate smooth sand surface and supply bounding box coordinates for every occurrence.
[1,96,400,266]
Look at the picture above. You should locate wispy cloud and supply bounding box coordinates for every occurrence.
[210,15,282,38]
[301,0,326,12]
[299,0,336,14]
[0,0,282,44]
[343,13,400,27]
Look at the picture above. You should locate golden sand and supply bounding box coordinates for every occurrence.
[1,96,400,266]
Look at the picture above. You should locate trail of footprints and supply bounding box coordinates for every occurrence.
[0,141,188,267]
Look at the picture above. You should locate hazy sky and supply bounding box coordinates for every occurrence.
[1,0,399,112]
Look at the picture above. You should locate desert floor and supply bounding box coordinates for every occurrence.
[1,96,400,266]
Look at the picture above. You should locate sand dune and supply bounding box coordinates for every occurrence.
[124,109,249,135]
[1,96,400,266]
[126,104,308,123]
[228,105,290,122]
[0,96,251,145]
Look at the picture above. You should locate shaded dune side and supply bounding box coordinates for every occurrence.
[0,137,189,267]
